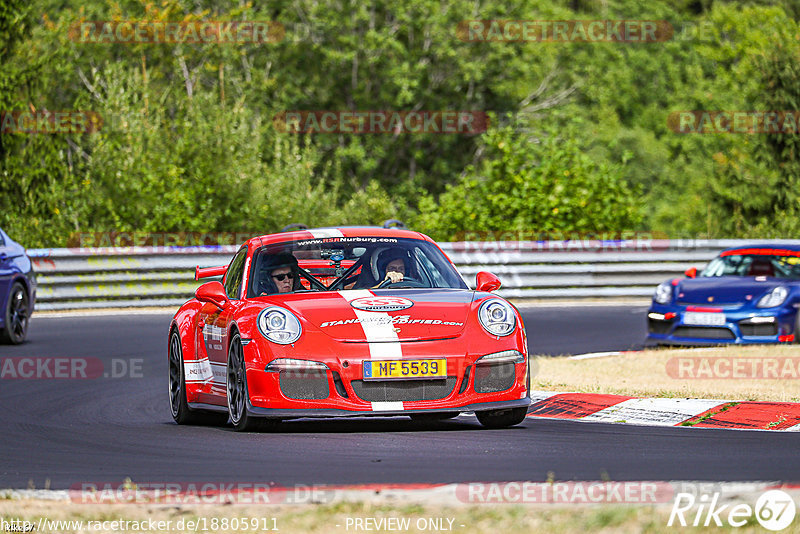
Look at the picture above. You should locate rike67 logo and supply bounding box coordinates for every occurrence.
[669,490,796,531]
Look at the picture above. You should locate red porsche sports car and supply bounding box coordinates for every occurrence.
[169,227,531,431]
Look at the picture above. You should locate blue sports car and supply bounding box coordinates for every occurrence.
[647,245,800,345]
[0,228,35,344]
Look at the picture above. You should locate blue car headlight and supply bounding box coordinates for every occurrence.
[478,298,516,336]
[757,286,788,308]
[257,306,302,344]
[654,281,673,304]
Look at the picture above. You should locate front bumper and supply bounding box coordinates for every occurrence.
[646,304,797,345]
[241,339,531,415]
[246,398,531,419]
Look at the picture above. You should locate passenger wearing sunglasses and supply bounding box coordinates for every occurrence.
[257,252,302,295]
[271,267,295,293]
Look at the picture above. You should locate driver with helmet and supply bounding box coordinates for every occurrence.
[373,248,413,288]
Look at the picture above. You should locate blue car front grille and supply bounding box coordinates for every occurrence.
[672,326,735,340]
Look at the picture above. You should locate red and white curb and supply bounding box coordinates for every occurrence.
[527,391,800,431]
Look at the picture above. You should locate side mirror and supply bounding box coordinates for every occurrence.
[195,281,229,309]
[684,267,697,279]
[476,271,502,292]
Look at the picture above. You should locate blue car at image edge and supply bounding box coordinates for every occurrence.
[0,228,36,344]
[648,244,800,345]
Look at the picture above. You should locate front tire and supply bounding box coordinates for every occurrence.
[1,282,29,344]
[169,329,225,425]
[227,332,265,431]
[475,407,528,429]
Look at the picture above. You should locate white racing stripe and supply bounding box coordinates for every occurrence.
[309,228,345,238]
[338,290,402,359]
[371,402,404,412]
[339,290,405,411]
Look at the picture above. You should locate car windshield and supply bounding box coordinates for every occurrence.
[247,236,468,296]
[701,252,800,279]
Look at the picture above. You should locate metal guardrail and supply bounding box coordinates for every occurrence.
[26,239,800,310]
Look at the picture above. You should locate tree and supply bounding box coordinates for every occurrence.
[413,116,642,240]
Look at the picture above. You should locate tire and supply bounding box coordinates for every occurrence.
[227,332,269,432]
[409,413,459,422]
[1,282,29,344]
[475,407,528,429]
[169,329,226,426]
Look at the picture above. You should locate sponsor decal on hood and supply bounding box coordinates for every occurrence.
[350,296,414,312]
[320,315,463,328]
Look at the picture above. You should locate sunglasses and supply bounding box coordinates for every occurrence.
[272,272,294,281]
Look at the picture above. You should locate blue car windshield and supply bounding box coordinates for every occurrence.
[702,253,800,279]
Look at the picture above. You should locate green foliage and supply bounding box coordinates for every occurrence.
[413,117,642,240]
[1,0,799,246]
[757,39,800,220]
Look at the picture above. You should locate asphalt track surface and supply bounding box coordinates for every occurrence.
[2,305,799,489]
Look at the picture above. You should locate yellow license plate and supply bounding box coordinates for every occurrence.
[363,359,446,381]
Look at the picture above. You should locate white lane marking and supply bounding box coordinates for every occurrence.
[309,228,344,238]
[528,391,561,404]
[371,402,404,412]
[184,358,213,383]
[569,351,623,360]
[582,398,725,426]
[570,347,721,360]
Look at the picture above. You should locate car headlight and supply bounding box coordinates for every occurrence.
[257,306,302,344]
[757,286,788,308]
[478,298,516,336]
[654,281,673,304]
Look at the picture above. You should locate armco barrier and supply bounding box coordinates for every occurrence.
[25,239,800,310]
